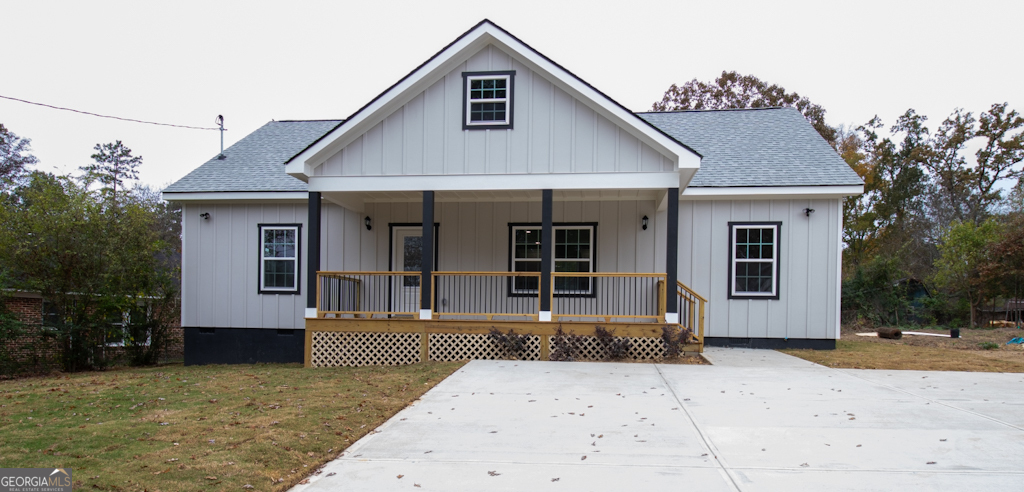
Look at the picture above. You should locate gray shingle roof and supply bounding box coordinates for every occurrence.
[164,108,862,194]
[638,107,863,187]
[163,120,341,193]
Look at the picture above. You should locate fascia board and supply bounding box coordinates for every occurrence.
[307,173,680,193]
[681,185,864,200]
[162,191,309,202]
[483,28,700,169]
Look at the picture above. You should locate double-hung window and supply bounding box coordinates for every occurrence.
[463,71,514,129]
[510,224,595,295]
[729,222,781,299]
[259,224,301,294]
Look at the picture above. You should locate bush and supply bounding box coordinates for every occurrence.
[662,325,692,359]
[842,255,916,326]
[487,328,530,359]
[549,326,581,362]
[593,326,631,360]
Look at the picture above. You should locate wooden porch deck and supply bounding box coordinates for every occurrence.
[305,271,706,367]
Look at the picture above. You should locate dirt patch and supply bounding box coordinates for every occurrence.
[780,325,1024,372]
[842,325,1023,350]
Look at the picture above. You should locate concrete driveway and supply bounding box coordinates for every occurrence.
[293,348,1024,491]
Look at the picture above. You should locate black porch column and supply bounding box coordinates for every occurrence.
[420,191,435,319]
[540,189,553,321]
[665,187,679,323]
[306,192,321,317]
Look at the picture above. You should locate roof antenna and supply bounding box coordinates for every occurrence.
[215,115,226,159]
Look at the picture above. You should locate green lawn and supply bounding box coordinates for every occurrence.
[0,361,464,491]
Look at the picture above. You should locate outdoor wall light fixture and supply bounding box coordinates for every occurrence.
[199,212,211,220]
[804,208,815,217]
[364,216,372,231]
[642,215,649,230]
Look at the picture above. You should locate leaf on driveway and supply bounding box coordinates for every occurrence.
[552,478,560,482]
[488,471,501,476]
[581,456,587,461]
[397,474,404,479]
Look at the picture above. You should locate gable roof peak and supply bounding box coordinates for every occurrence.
[284,19,701,179]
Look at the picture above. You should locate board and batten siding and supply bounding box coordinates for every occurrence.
[345,200,660,274]
[181,202,309,330]
[678,198,842,340]
[312,45,675,177]
[181,197,842,340]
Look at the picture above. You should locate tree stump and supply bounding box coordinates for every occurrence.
[876,327,902,340]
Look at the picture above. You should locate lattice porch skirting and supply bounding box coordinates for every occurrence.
[309,331,421,367]
[429,333,542,361]
[561,335,666,361]
[309,330,672,367]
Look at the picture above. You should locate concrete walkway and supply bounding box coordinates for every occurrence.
[293,349,1024,491]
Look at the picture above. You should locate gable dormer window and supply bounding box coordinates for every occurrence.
[463,71,514,129]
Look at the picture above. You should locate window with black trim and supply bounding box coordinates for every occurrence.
[259,224,301,294]
[510,224,595,294]
[463,71,514,129]
[729,222,780,299]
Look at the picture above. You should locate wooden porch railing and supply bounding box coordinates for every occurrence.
[677,281,707,345]
[316,272,421,318]
[549,272,667,322]
[431,272,541,320]
[316,272,706,337]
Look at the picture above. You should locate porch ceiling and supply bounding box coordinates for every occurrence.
[322,189,662,212]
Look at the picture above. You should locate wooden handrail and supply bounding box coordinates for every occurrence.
[677,280,708,303]
[676,280,706,346]
[551,272,667,278]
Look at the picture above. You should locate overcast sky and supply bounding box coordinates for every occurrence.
[3,0,1021,191]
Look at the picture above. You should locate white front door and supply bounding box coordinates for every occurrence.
[392,227,424,314]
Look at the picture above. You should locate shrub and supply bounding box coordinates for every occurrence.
[662,325,692,359]
[487,328,530,359]
[593,326,631,360]
[979,342,1000,350]
[549,326,581,361]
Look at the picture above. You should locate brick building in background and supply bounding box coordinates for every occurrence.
[1,291,183,375]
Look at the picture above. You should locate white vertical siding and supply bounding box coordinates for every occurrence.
[180,202,308,330]
[180,197,840,340]
[315,45,675,177]
[678,198,840,340]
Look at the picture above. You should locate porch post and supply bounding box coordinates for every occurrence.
[665,187,679,324]
[306,192,321,318]
[539,189,553,321]
[420,191,435,320]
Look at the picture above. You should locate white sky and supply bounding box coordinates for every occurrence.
[2,0,1021,191]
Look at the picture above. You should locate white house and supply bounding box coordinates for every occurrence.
[163,20,862,365]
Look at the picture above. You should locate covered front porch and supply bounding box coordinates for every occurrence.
[302,187,706,367]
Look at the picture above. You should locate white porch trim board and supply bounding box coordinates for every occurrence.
[163,191,308,202]
[681,185,863,200]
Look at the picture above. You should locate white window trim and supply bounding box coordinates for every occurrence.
[104,305,152,347]
[511,225,595,295]
[260,225,301,293]
[465,74,511,127]
[730,223,779,298]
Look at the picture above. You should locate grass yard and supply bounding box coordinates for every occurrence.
[0,361,464,491]
[780,325,1024,372]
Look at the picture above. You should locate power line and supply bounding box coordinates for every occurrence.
[0,94,219,131]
